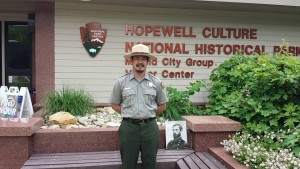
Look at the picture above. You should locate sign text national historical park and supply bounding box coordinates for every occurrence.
[124,24,300,79]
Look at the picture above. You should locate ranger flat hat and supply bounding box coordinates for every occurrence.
[124,44,157,60]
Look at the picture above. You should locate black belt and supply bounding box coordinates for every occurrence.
[123,117,156,124]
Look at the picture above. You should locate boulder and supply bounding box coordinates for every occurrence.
[49,111,77,129]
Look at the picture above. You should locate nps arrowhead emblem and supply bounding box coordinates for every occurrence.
[80,22,107,57]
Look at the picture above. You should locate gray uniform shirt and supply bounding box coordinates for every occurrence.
[109,72,168,119]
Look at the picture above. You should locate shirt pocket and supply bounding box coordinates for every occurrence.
[122,89,135,107]
[144,89,157,105]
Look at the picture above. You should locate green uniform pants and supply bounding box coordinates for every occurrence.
[118,119,159,169]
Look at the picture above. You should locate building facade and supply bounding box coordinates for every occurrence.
[1,0,300,105]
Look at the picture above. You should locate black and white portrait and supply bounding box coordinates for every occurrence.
[165,121,188,150]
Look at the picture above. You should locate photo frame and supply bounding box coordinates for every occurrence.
[165,121,188,150]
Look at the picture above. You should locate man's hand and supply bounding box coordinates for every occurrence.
[156,103,166,116]
[111,103,121,113]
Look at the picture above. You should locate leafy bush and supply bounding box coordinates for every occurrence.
[205,53,300,134]
[159,80,205,120]
[43,86,94,119]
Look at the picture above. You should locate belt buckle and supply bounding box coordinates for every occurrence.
[139,119,144,124]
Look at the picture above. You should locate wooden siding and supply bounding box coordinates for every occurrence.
[55,2,300,103]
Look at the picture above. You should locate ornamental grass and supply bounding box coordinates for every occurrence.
[43,85,94,120]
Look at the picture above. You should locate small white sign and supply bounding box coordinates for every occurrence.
[8,76,12,83]
[0,86,33,118]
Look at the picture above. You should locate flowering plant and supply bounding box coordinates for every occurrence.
[221,130,300,169]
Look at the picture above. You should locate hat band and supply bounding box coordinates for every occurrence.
[131,52,149,55]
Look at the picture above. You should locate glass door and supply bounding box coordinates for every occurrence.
[4,22,33,93]
[0,21,2,86]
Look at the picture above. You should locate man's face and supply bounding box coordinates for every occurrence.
[172,125,181,139]
[131,56,149,73]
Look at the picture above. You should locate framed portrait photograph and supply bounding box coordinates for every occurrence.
[165,121,188,150]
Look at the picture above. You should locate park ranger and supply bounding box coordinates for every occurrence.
[109,44,168,169]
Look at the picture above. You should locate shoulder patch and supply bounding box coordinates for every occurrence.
[160,81,165,88]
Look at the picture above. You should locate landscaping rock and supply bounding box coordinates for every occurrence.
[42,107,166,129]
[49,111,77,129]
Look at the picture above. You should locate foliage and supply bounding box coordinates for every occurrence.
[205,52,300,134]
[204,41,300,160]
[282,127,300,157]
[43,85,94,120]
[159,80,205,120]
[221,130,300,168]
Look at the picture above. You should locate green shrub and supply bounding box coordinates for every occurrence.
[159,80,205,120]
[205,52,300,134]
[43,86,94,119]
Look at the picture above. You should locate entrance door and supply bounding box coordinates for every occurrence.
[4,22,33,101]
[0,22,2,86]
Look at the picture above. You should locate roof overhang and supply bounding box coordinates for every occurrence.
[0,0,299,15]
